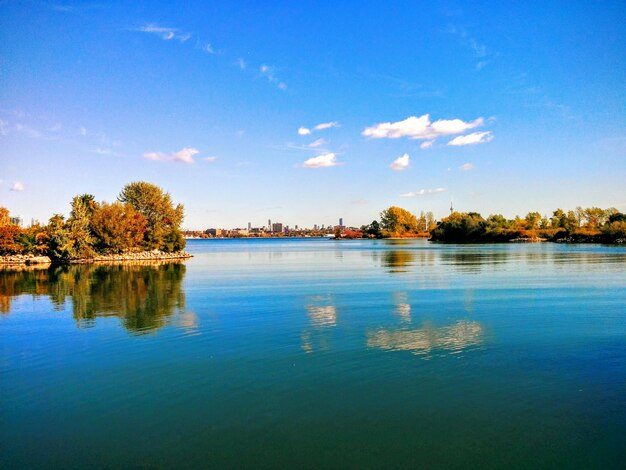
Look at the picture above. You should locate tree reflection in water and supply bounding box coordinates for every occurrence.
[381,250,415,273]
[0,262,186,334]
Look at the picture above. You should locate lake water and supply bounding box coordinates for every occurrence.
[1,239,625,469]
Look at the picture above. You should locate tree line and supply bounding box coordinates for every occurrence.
[0,182,186,261]
[430,207,626,243]
[358,206,626,243]
[360,206,437,238]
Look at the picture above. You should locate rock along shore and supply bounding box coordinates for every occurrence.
[0,250,192,266]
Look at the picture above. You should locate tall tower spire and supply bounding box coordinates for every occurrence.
[450,197,454,214]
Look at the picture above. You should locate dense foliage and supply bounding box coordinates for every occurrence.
[1,182,186,262]
[430,207,626,243]
[361,208,436,238]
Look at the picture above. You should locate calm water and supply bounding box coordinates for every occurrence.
[1,239,625,469]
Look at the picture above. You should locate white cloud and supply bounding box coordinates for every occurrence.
[259,64,287,90]
[447,25,492,70]
[137,24,191,42]
[448,131,494,146]
[144,147,199,164]
[460,163,475,171]
[204,156,217,162]
[298,121,339,137]
[173,147,200,164]
[94,148,112,155]
[302,153,339,168]
[420,140,434,149]
[144,151,166,161]
[400,188,447,197]
[314,121,339,131]
[15,123,42,139]
[390,153,410,171]
[308,138,326,148]
[10,181,25,192]
[203,43,215,54]
[236,58,246,70]
[362,114,483,140]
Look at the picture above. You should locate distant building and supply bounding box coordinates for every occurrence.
[10,216,23,227]
[248,222,251,231]
[339,217,344,228]
[272,222,283,233]
[204,228,225,237]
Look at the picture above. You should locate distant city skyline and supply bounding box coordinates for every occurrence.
[1,1,625,229]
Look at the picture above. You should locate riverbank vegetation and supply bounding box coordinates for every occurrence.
[361,207,436,238]
[0,182,186,263]
[429,208,626,243]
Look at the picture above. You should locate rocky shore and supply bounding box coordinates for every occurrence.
[0,250,192,265]
[0,254,52,265]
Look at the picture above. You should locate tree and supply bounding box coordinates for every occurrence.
[0,207,22,255]
[608,212,626,223]
[333,226,342,239]
[524,212,542,230]
[486,214,510,229]
[0,207,11,227]
[425,211,437,232]
[66,194,96,259]
[380,206,418,236]
[91,202,147,253]
[0,225,22,255]
[46,214,73,262]
[430,212,487,242]
[17,224,48,255]
[551,209,566,229]
[361,220,382,238]
[118,182,185,252]
[582,207,607,229]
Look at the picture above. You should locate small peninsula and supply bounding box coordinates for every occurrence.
[0,182,190,265]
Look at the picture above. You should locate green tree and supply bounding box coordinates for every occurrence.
[118,182,185,252]
[46,214,73,262]
[361,220,382,238]
[486,214,510,229]
[430,212,488,242]
[551,209,566,228]
[582,207,607,229]
[524,212,542,230]
[16,224,48,255]
[608,212,626,223]
[380,206,418,236]
[66,194,96,259]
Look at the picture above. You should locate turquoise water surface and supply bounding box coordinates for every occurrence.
[1,239,625,468]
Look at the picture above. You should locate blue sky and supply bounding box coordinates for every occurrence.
[1,0,625,229]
